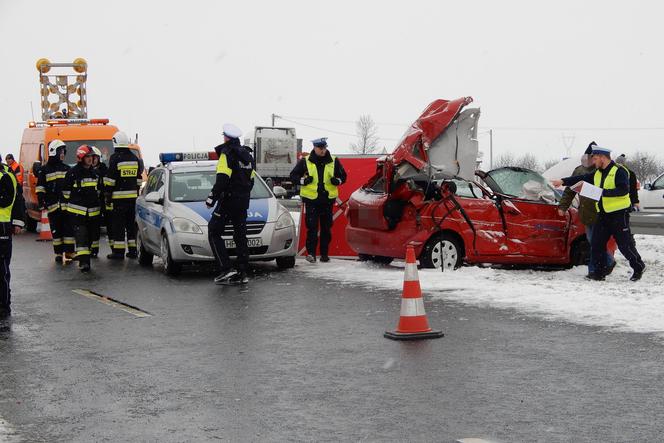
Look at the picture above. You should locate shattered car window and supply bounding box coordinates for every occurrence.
[487,168,558,203]
[452,180,483,198]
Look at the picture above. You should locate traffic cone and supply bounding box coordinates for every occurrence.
[36,210,53,242]
[384,244,444,340]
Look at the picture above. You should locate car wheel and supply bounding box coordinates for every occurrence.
[358,253,371,262]
[570,237,590,267]
[276,255,296,269]
[372,255,394,265]
[420,233,462,269]
[137,229,154,267]
[160,233,182,276]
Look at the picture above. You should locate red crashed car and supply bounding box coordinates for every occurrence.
[346,97,591,269]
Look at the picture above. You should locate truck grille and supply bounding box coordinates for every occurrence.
[223,221,265,236]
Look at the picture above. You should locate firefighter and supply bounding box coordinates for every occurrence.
[552,145,645,281]
[36,140,74,261]
[289,137,347,263]
[104,131,144,260]
[0,162,25,318]
[206,123,255,285]
[90,146,107,257]
[62,145,101,273]
[4,154,24,193]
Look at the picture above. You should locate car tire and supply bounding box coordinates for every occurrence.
[358,253,371,261]
[25,214,37,232]
[160,233,182,276]
[570,236,590,267]
[358,253,394,265]
[137,229,154,267]
[420,233,463,269]
[276,255,296,269]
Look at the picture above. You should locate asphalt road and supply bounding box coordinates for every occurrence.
[1,234,664,442]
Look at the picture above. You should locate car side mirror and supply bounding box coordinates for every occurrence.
[32,161,42,175]
[644,183,652,190]
[272,185,287,198]
[145,191,162,204]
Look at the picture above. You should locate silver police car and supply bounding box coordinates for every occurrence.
[135,155,297,275]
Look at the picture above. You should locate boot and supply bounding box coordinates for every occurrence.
[107,252,125,260]
[55,255,63,263]
[305,255,317,263]
[630,266,645,282]
[226,271,249,285]
[79,261,91,273]
[320,255,330,262]
[126,250,138,259]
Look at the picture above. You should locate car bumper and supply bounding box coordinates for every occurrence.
[168,221,297,262]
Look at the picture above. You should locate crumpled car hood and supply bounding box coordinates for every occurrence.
[391,97,480,181]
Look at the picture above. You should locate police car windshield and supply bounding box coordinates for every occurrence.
[63,140,114,166]
[169,171,272,202]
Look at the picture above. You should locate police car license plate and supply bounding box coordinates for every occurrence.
[225,238,263,248]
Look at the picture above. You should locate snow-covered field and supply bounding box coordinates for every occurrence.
[299,234,664,336]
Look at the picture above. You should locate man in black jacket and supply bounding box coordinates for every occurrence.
[0,164,25,318]
[615,154,640,211]
[206,124,255,285]
[289,137,347,263]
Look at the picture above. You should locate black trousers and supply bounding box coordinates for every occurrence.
[0,223,12,312]
[73,215,100,266]
[48,207,74,254]
[591,210,645,275]
[111,200,137,253]
[304,199,334,257]
[208,202,249,272]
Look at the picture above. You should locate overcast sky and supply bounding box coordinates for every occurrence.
[1,0,663,167]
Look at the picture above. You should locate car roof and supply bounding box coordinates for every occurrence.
[162,160,217,174]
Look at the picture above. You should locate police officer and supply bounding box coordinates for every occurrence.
[552,145,645,281]
[0,162,25,318]
[104,131,144,260]
[63,145,102,272]
[289,137,346,263]
[206,123,255,285]
[36,140,75,261]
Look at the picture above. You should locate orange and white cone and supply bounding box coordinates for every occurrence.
[36,210,53,242]
[384,244,444,340]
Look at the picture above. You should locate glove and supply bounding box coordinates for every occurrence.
[301,176,313,186]
[330,177,341,186]
[205,193,215,208]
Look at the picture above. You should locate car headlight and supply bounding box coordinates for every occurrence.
[275,211,294,230]
[172,217,203,234]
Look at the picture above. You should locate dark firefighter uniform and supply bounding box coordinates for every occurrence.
[289,137,346,262]
[206,136,255,283]
[104,148,143,259]
[36,150,75,258]
[63,148,102,272]
[0,166,25,317]
[561,148,645,281]
[92,159,110,257]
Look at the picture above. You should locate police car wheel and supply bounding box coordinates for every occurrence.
[276,255,295,269]
[420,233,463,270]
[137,229,153,267]
[161,234,182,276]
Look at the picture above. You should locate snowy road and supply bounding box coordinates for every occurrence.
[300,234,664,336]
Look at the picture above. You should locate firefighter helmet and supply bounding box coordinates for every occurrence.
[76,145,92,161]
[91,146,102,157]
[112,131,130,149]
[48,139,66,157]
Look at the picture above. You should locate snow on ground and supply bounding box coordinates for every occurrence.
[299,235,664,336]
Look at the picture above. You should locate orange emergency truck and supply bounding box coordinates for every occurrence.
[18,58,146,230]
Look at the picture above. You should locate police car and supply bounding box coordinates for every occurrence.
[135,152,297,275]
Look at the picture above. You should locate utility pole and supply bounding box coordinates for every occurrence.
[489,129,493,169]
[271,113,280,126]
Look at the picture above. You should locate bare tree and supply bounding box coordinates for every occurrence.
[624,151,664,184]
[542,158,561,172]
[493,152,542,172]
[350,114,379,154]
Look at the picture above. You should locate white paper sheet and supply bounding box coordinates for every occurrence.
[571,181,603,201]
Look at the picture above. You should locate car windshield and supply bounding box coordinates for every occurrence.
[486,167,558,203]
[63,140,114,166]
[169,171,272,202]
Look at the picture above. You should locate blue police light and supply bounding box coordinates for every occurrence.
[159,152,218,164]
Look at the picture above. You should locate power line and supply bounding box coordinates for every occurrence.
[278,116,401,141]
[280,115,407,127]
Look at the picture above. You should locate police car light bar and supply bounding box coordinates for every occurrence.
[159,151,219,163]
[43,118,109,126]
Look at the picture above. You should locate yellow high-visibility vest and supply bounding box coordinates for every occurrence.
[594,164,631,213]
[300,156,338,200]
[0,169,17,222]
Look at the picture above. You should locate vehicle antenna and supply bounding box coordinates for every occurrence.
[30,101,35,121]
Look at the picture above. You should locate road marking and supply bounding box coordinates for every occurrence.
[0,415,22,442]
[456,439,496,443]
[72,289,152,318]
